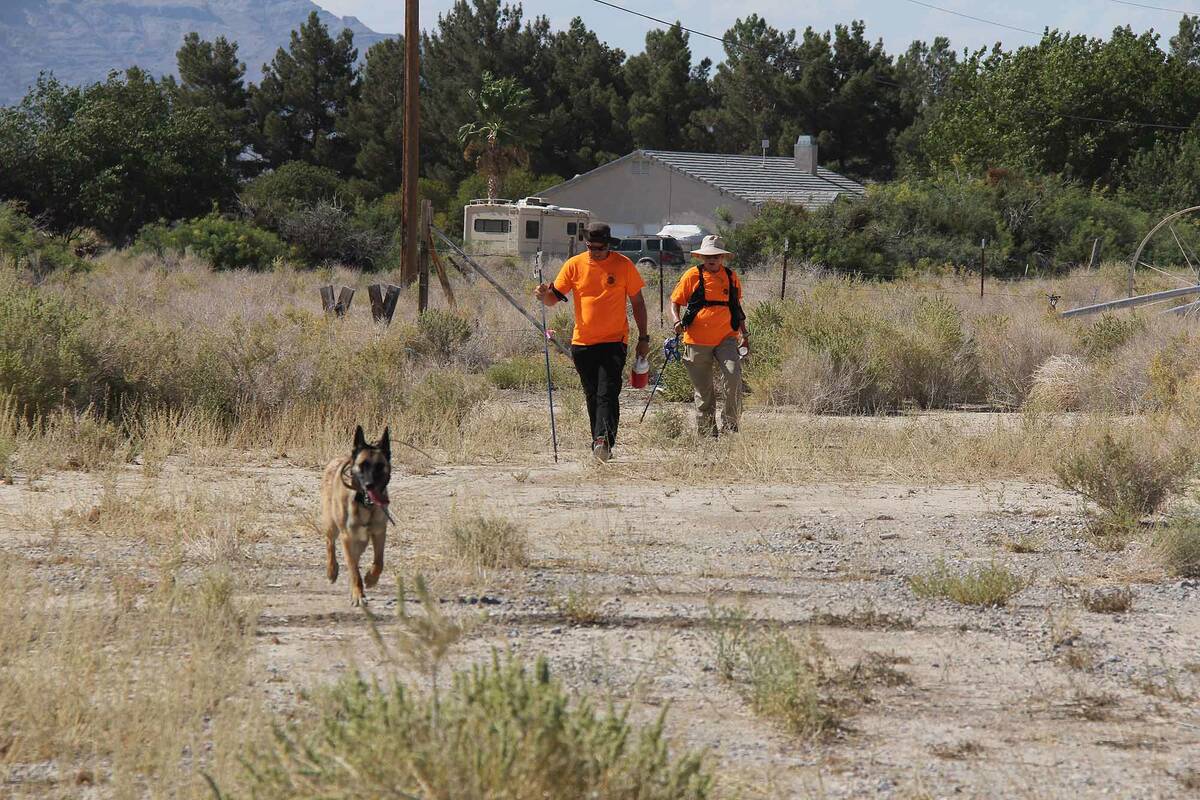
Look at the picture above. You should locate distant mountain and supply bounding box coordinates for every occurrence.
[0,0,392,105]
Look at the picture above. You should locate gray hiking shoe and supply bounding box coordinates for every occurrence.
[592,437,611,462]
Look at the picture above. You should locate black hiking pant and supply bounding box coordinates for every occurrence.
[571,342,626,448]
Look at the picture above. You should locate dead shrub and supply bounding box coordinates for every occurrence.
[1155,512,1200,578]
[446,513,530,570]
[1081,586,1134,614]
[907,560,1029,607]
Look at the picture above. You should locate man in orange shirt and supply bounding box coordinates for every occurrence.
[535,222,650,461]
[669,235,750,437]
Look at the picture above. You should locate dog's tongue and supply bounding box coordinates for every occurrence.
[368,487,389,507]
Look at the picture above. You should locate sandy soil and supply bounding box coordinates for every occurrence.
[1,405,1198,799]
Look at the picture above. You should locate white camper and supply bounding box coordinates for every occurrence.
[463,197,591,258]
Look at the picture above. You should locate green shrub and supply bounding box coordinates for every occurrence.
[446,513,529,569]
[0,201,86,274]
[241,654,711,799]
[241,161,348,212]
[0,274,98,416]
[1056,432,1194,522]
[412,309,472,362]
[134,213,289,270]
[1079,314,1144,361]
[487,354,574,391]
[908,560,1029,607]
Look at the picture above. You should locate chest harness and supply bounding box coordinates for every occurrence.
[680,266,745,331]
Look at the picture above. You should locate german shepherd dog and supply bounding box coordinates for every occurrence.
[320,425,391,606]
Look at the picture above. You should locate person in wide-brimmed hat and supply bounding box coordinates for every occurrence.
[535,222,650,462]
[669,235,749,436]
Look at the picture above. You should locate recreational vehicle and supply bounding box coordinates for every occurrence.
[463,197,591,258]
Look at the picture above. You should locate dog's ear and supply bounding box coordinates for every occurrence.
[353,424,367,453]
[378,427,391,459]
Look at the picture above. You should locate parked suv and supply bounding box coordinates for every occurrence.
[614,235,686,269]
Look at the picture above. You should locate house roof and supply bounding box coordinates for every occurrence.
[639,150,865,209]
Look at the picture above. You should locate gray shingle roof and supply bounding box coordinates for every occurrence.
[640,150,865,209]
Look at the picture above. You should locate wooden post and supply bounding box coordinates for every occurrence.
[319,285,336,314]
[383,284,401,323]
[427,230,458,308]
[336,286,355,317]
[367,284,386,322]
[658,260,664,328]
[780,238,790,300]
[401,0,420,287]
[979,239,986,299]
[417,199,432,312]
[1089,237,1102,270]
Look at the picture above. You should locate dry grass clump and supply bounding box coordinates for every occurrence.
[446,513,530,570]
[0,562,260,796]
[1155,512,1200,577]
[1055,430,1195,548]
[236,654,712,800]
[1081,586,1134,614]
[907,560,1029,607]
[1026,355,1088,412]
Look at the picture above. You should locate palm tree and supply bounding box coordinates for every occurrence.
[456,72,535,202]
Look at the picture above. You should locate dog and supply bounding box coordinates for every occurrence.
[320,425,391,606]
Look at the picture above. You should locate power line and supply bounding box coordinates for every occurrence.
[900,0,1041,35]
[589,0,903,88]
[1109,0,1200,15]
[591,0,1196,132]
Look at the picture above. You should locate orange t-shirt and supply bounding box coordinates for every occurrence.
[671,265,742,346]
[553,251,645,346]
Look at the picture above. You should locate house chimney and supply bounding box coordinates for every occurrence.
[794,135,818,175]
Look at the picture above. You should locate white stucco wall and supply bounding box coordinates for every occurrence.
[538,156,757,236]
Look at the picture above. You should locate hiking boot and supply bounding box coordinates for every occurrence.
[592,437,611,462]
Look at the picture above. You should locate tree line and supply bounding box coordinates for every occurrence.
[4,0,1200,269]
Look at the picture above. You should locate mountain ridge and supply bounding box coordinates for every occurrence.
[0,0,393,106]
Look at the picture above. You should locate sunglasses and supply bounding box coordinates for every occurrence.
[586,242,608,249]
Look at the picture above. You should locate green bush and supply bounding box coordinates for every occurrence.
[0,201,86,274]
[412,309,472,362]
[241,654,712,799]
[1156,513,1200,578]
[0,274,98,416]
[241,161,349,212]
[908,560,1029,607]
[1055,432,1195,521]
[134,213,289,271]
[487,354,575,391]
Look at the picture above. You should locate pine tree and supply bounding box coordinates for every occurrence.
[174,33,251,172]
[250,11,359,173]
[344,38,405,193]
[625,23,710,151]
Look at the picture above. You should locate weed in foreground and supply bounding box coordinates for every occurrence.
[552,583,605,625]
[707,606,840,738]
[446,513,530,570]
[907,560,1029,607]
[1155,512,1200,578]
[237,654,712,800]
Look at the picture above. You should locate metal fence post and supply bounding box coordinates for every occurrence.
[780,238,790,300]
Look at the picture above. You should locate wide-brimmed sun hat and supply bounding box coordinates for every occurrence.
[690,234,733,257]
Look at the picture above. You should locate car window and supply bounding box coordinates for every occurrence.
[618,239,642,251]
[662,237,683,252]
[647,239,661,251]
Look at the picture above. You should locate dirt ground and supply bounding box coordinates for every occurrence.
[1,403,1198,799]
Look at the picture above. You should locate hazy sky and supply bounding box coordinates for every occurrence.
[316,0,1197,63]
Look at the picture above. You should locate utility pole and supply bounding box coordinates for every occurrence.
[401,0,420,286]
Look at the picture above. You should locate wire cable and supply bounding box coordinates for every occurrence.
[900,0,1041,35]
[1109,0,1200,15]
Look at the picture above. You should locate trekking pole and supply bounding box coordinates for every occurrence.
[640,335,681,423]
[536,252,559,463]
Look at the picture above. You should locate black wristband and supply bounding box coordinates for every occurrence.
[551,285,568,303]
[637,334,650,343]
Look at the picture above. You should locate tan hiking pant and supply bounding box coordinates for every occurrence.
[681,337,742,436]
